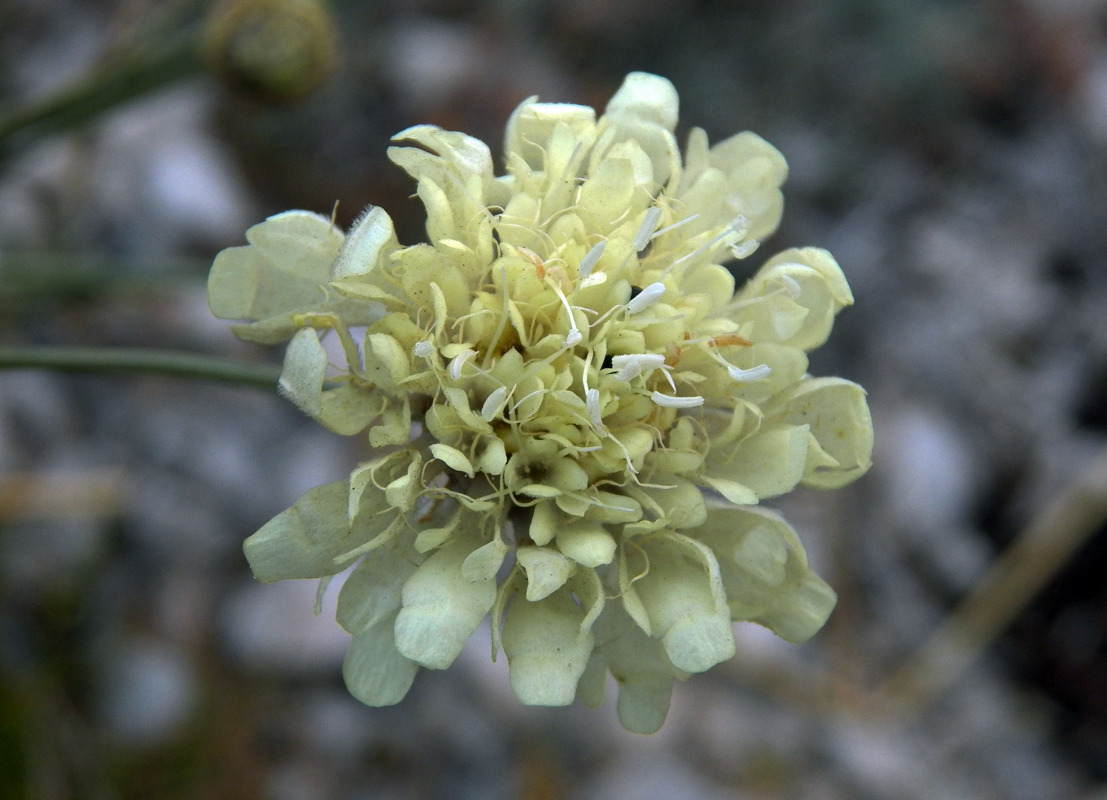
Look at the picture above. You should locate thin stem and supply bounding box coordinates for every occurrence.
[0,346,281,389]
[879,444,1107,714]
[0,34,203,157]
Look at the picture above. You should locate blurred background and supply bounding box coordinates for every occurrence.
[2,0,1107,797]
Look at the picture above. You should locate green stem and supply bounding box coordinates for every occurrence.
[0,346,281,389]
[0,34,203,156]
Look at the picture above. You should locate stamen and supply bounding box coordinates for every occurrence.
[611,353,666,381]
[730,239,760,259]
[651,214,700,239]
[662,216,748,278]
[633,207,662,251]
[582,349,607,434]
[779,274,802,298]
[650,391,704,408]
[548,278,582,347]
[481,386,509,421]
[448,349,477,381]
[728,364,772,382]
[586,388,606,433]
[512,387,546,411]
[518,247,546,279]
[626,282,666,314]
[577,240,606,279]
[413,340,435,358]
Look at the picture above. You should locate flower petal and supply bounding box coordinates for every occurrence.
[394,532,497,669]
[768,377,873,489]
[605,72,679,131]
[696,505,838,643]
[278,328,327,417]
[332,206,398,279]
[555,522,617,567]
[336,545,419,634]
[243,480,355,582]
[594,606,682,734]
[711,423,809,500]
[516,546,576,601]
[343,613,419,707]
[503,585,594,706]
[635,535,735,673]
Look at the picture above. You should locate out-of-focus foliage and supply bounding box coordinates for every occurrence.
[2,0,1107,797]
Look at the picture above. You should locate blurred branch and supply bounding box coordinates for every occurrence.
[0,346,280,389]
[0,32,204,158]
[880,446,1107,713]
[0,253,208,302]
[721,446,1107,722]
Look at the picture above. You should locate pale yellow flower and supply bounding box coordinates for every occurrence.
[209,72,873,733]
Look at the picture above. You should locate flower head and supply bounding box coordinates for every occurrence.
[209,72,873,733]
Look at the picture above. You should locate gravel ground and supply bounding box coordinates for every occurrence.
[2,1,1107,798]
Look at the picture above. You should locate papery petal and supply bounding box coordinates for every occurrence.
[503,585,594,706]
[696,504,837,643]
[594,606,683,735]
[555,521,617,567]
[336,544,419,634]
[738,248,853,351]
[629,478,707,529]
[708,132,788,241]
[208,211,338,320]
[710,423,809,500]
[343,613,419,706]
[516,546,576,601]
[768,377,873,489]
[604,72,680,131]
[394,532,497,669]
[316,384,385,435]
[278,328,327,417]
[209,211,382,343]
[332,206,398,279]
[635,535,735,673]
[243,480,355,582]
[504,100,597,172]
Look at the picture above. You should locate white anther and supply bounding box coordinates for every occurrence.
[728,364,772,382]
[564,327,583,347]
[577,240,606,279]
[730,239,760,259]
[779,275,802,298]
[586,388,607,432]
[633,207,662,252]
[626,282,666,314]
[448,349,477,381]
[611,353,666,381]
[413,340,435,358]
[481,386,509,421]
[650,391,704,409]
